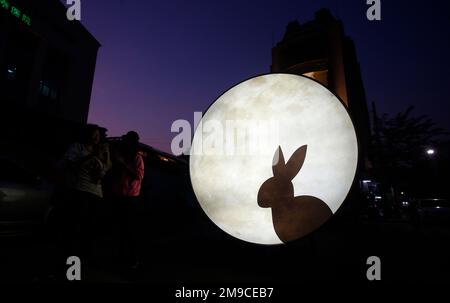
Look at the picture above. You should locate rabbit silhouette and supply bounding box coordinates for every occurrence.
[257,145,332,243]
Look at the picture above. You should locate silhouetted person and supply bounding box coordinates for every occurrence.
[257,145,332,242]
[111,131,145,270]
[57,124,111,266]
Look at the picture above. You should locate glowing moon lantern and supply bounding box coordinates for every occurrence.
[190,74,358,244]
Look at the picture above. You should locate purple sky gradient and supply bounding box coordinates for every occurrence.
[78,0,450,153]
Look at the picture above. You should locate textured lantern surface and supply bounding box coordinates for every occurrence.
[190,74,358,244]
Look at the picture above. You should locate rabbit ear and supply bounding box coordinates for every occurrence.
[272,146,285,177]
[284,145,308,180]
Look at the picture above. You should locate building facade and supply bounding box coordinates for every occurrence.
[271,9,372,177]
[0,0,100,124]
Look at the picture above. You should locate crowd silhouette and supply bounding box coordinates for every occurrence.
[50,124,146,277]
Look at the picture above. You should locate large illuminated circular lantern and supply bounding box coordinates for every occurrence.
[190,74,358,244]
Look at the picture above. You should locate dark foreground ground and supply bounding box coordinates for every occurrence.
[1,205,450,284]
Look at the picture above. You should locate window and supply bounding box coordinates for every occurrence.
[303,70,329,87]
[37,47,68,108]
[5,65,17,80]
[39,80,58,100]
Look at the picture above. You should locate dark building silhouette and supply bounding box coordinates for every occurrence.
[0,0,100,158]
[271,9,372,179]
[0,0,100,123]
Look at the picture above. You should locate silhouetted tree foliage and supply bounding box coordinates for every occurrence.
[372,106,449,190]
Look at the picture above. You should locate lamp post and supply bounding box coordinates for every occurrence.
[425,147,438,194]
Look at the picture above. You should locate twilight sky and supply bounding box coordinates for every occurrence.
[78,0,450,153]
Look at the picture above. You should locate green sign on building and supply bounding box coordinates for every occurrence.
[1,0,31,26]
